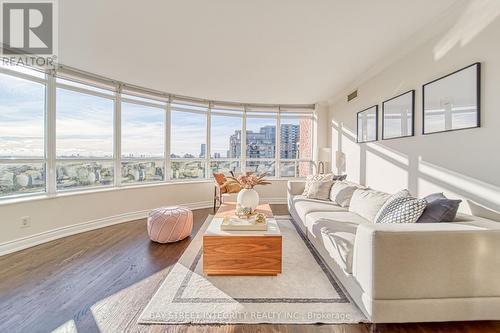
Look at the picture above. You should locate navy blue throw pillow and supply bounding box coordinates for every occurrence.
[417,193,461,223]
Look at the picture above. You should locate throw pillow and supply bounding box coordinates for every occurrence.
[302,173,346,195]
[373,189,411,222]
[329,181,360,207]
[375,197,427,224]
[306,180,334,201]
[417,193,462,223]
[349,189,391,222]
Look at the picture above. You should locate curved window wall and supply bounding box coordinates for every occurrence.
[0,64,315,200]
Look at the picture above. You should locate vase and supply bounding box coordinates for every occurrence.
[237,188,260,210]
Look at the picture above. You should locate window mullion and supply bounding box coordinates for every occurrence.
[276,111,280,178]
[46,71,56,196]
[114,86,122,186]
[165,99,171,181]
[241,106,247,174]
[206,103,211,178]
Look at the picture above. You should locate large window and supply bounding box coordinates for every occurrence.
[279,114,313,177]
[170,101,207,180]
[210,105,243,175]
[245,114,277,176]
[121,100,165,184]
[0,68,46,198]
[0,63,315,200]
[56,81,114,190]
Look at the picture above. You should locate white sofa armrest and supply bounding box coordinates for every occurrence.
[353,222,500,300]
[287,180,306,197]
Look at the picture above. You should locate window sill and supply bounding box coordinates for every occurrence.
[0,178,297,207]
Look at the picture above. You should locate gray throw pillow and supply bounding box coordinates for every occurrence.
[417,193,462,223]
[306,180,334,201]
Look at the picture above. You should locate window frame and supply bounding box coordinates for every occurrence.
[244,112,279,177]
[0,64,316,201]
[209,106,244,176]
[119,96,167,185]
[278,113,315,178]
[170,103,209,181]
[0,66,48,199]
[54,77,116,192]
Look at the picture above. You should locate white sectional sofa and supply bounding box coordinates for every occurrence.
[287,180,500,323]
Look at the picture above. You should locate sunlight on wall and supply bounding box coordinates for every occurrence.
[366,148,408,194]
[332,120,361,183]
[331,117,500,216]
[418,158,500,213]
[434,0,500,60]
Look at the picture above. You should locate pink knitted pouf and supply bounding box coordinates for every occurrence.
[147,206,193,243]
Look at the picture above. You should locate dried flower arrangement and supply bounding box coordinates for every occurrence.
[223,172,271,190]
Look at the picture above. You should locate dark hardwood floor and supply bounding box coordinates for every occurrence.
[0,204,499,333]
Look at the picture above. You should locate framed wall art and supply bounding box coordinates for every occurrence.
[382,90,415,140]
[422,63,480,134]
[357,105,378,143]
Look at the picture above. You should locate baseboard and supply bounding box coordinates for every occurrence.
[0,198,286,256]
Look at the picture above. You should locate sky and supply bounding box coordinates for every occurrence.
[0,73,45,158]
[1,71,307,161]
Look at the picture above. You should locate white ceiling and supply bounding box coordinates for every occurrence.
[58,0,458,104]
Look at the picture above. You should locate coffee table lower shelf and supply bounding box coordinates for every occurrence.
[203,235,282,276]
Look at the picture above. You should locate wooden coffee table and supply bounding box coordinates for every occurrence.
[203,202,282,276]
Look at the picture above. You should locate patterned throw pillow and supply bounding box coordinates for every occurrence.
[375,197,427,224]
[373,189,411,222]
[302,173,347,195]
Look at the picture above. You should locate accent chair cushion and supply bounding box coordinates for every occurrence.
[213,172,240,194]
[349,189,391,222]
[417,193,462,223]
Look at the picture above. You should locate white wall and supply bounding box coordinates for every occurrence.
[328,7,500,219]
[0,180,288,255]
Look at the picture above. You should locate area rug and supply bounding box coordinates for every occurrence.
[138,215,365,324]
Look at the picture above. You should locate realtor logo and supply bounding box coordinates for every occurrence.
[1,1,55,55]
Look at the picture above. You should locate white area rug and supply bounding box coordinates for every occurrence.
[138,215,365,324]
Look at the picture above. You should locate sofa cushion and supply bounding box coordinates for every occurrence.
[349,189,391,222]
[329,181,362,207]
[305,211,368,273]
[302,173,347,195]
[306,180,334,201]
[292,195,345,222]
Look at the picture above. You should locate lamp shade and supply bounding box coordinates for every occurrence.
[319,147,332,162]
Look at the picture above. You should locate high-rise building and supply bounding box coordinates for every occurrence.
[228,125,302,161]
[199,144,206,158]
[228,130,242,158]
[280,124,300,159]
